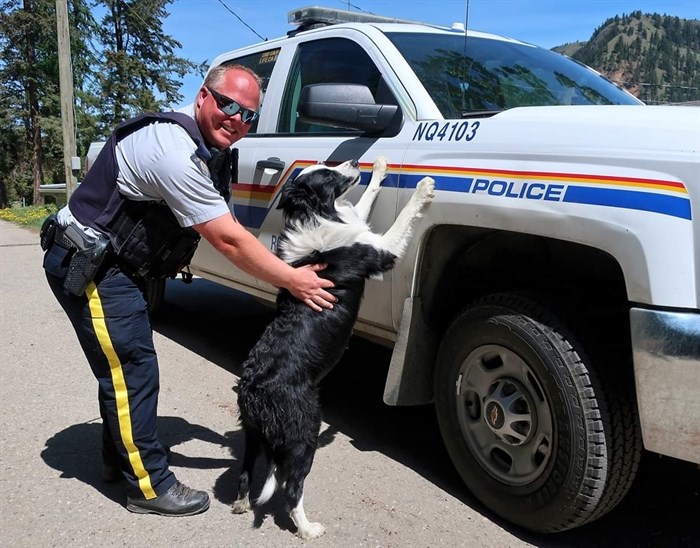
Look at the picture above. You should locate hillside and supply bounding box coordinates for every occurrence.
[553,12,700,104]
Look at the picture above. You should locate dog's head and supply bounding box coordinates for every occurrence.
[277,159,361,223]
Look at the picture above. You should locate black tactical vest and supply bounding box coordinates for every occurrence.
[69,112,224,279]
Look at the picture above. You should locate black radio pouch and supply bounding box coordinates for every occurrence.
[109,201,200,279]
[40,213,58,251]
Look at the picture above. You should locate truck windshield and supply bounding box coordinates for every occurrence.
[386,32,641,118]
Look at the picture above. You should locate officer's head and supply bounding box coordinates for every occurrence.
[196,65,262,150]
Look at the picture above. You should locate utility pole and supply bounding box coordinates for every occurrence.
[56,0,79,201]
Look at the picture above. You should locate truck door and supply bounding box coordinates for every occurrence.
[246,36,405,332]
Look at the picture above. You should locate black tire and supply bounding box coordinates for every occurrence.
[144,276,166,318]
[434,293,640,532]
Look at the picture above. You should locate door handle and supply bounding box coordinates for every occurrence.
[253,157,286,186]
[256,158,285,171]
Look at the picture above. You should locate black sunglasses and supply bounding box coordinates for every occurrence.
[206,86,260,124]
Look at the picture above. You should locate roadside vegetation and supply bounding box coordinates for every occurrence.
[0,203,57,229]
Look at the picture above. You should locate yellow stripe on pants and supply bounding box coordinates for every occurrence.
[86,282,157,500]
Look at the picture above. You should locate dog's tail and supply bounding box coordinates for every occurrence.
[255,464,278,505]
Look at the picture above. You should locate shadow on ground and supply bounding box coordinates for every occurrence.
[52,277,697,546]
[41,415,239,505]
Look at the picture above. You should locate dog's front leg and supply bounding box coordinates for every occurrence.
[378,177,435,258]
[354,156,388,221]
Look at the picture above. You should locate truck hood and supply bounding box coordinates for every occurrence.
[484,105,700,161]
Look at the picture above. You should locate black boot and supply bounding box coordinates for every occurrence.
[126,481,210,516]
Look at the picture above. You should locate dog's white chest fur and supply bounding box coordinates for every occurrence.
[280,203,381,263]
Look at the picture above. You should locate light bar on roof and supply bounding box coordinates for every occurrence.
[288,5,420,27]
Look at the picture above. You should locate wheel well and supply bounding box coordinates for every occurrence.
[419,225,629,329]
[392,225,634,404]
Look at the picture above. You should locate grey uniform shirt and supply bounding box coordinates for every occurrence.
[59,105,229,232]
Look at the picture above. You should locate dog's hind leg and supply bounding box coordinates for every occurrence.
[291,494,325,540]
[354,156,387,221]
[377,176,435,258]
[285,446,325,539]
[232,429,261,514]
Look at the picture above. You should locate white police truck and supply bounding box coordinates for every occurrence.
[105,6,700,533]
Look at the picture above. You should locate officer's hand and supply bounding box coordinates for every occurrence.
[289,264,336,312]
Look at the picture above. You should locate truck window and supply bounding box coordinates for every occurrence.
[218,48,281,134]
[279,38,383,134]
[386,33,639,117]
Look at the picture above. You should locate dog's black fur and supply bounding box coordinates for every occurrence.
[232,159,433,538]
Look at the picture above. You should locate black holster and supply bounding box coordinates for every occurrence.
[41,213,111,296]
[57,224,111,296]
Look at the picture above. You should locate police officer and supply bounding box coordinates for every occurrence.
[41,64,335,516]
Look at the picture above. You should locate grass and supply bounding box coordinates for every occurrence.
[0,204,57,230]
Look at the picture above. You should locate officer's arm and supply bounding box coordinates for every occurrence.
[192,213,335,311]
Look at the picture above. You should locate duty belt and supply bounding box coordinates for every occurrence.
[53,224,79,250]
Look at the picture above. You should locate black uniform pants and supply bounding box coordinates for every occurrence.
[43,240,174,499]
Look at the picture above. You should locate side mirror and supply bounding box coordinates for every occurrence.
[298,83,401,134]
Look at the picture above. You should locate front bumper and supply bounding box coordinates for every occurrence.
[631,307,700,463]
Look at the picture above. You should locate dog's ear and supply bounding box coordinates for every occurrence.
[276,185,290,210]
[277,180,317,212]
[277,181,299,210]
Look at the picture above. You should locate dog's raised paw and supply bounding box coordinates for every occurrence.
[416,176,436,203]
[297,521,326,539]
[373,156,388,179]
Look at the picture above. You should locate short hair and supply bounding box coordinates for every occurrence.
[203,64,263,90]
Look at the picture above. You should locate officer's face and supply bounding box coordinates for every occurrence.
[197,69,261,150]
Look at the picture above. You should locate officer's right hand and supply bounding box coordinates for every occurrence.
[288,263,336,312]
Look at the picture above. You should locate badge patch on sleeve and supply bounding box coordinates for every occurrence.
[191,153,210,177]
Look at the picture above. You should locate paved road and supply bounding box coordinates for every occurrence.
[1,219,698,547]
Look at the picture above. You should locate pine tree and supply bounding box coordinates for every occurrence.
[0,0,98,205]
[3,0,59,204]
[0,0,204,205]
[93,0,203,130]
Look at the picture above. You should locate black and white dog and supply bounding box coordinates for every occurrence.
[232,157,435,539]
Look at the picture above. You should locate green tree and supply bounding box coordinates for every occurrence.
[1,0,204,206]
[0,0,96,206]
[1,0,53,205]
[93,0,204,130]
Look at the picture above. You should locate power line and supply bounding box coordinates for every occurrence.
[214,0,267,41]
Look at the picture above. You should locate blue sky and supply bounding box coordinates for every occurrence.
[159,0,700,107]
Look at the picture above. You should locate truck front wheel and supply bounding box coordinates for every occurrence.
[434,293,639,532]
